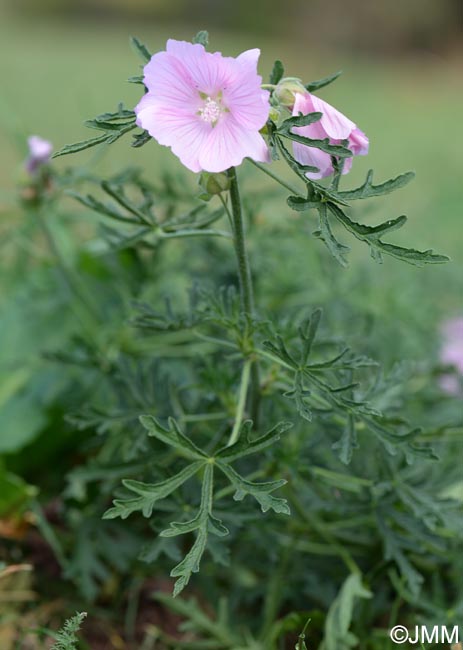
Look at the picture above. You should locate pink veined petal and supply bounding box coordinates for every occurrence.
[310,93,356,140]
[135,94,210,173]
[293,92,316,118]
[166,39,236,96]
[198,116,269,172]
[226,86,270,130]
[235,48,261,73]
[349,127,369,155]
[142,51,199,110]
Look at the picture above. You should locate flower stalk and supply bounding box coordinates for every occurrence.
[228,166,261,428]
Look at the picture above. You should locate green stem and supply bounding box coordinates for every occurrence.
[247,158,304,196]
[228,167,254,317]
[227,359,252,446]
[227,167,261,427]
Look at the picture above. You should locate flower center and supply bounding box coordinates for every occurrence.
[198,96,224,125]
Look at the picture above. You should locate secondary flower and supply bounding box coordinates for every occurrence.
[135,40,270,173]
[439,316,463,395]
[25,135,53,174]
[290,91,368,180]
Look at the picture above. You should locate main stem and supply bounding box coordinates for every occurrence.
[227,166,260,428]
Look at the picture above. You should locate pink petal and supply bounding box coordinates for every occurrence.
[349,127,369,155]
[143,51,198,110]
[235,48,261,73]
[135,94,210,173]
[292,140,333,179]
[310,93,356,140]
[198,116,269,172]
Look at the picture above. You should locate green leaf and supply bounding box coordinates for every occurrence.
[193,31,209,47]
[170,463,216,596]
[278,112,322,131]
[269,60,284,85]
[287,195,321,211]
[130,36,152,62]
[0,465,37,516]
[139,415,207,459]
[285,372,313,421]
[279,128,352,158]
[299,308,322,365]
[338,169,415,200]
[313,203,350,267]
[327,202,449,266]
[50,612,87,650]
[332,415,358,465]
[217,462,290,515]
[53,107,137,158]
[103,461,204,520]
[216,421,292,463]
[305,70,342,92]
[377,516,424,594]
[52,133,110,158]
[323,573,371,650]
[132,130,152,148]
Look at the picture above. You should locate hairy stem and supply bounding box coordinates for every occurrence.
[227,167,261,428]
[227,358,252,447]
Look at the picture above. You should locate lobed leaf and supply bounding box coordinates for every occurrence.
[338,169,415,200]
[216,421,293,463]
[130,36,152,62]
[102,461,204,520]
[139,415,208,459]
[305,70,343,92]
[217,462,290,515]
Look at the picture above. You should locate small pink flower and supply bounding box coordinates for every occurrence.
[25,135,53,174]
[439,316,463,395]
[291,92,368,180]
[135,40,271,173]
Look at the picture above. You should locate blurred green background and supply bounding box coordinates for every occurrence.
[0,0,461,331]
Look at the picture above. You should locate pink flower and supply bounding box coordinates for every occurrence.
[25,135,53,174]
[439,316,463,395]
[135,40,271,173]
[291,92,369,180]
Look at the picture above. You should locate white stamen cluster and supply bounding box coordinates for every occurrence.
[199,96,222,124]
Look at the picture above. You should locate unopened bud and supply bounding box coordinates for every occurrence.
[199,171,230,196]
[274,77,306,107]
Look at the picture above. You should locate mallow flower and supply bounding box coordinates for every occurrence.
[25,135,53,174]
[135,39,271,173]
[276,80,368,180]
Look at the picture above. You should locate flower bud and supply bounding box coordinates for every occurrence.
[274,77,307,107]
[199,171,230,196]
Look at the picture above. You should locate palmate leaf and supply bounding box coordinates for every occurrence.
[103,416,289,595]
